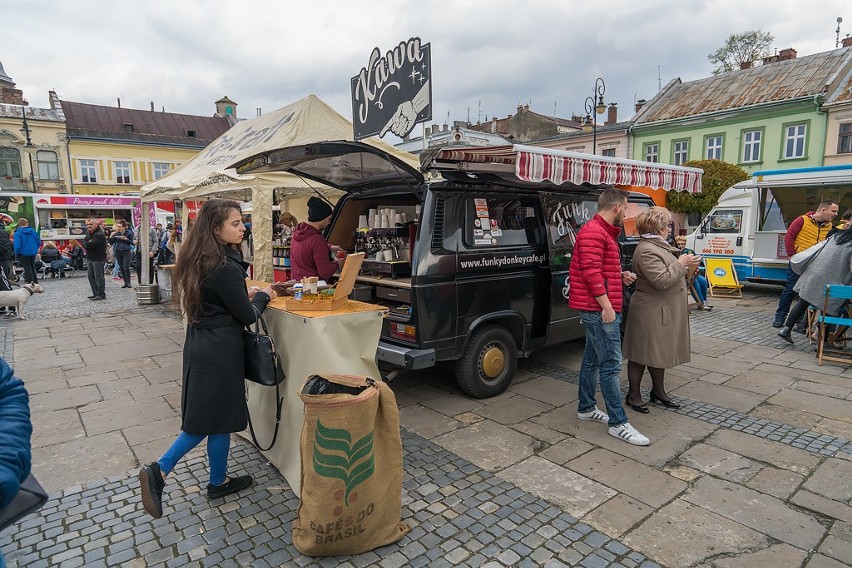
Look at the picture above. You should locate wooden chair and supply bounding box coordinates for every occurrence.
[816,284,852,365]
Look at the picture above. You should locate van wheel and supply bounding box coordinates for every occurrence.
[455,325,517,398]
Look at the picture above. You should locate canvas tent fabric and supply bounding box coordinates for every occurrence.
[140,94,419,282]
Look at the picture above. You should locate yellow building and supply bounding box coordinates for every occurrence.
[0,63,70,194]
[53,91,234,195]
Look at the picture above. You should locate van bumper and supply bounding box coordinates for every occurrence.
[377,341,436,370]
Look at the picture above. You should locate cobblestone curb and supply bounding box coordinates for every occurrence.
[0,432,660,568]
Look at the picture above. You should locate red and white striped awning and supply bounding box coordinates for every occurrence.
[515,145,702,193]
[427,145,702,193]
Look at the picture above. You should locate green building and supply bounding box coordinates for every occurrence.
[631,46,852,173]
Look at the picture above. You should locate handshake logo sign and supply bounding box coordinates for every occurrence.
[351,37,432,140]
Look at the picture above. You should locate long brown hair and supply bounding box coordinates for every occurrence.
[172,199,242,323]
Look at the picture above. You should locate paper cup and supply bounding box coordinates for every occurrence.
[358,214,368,228]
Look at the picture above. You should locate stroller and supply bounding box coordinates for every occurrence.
[0,266,17,316]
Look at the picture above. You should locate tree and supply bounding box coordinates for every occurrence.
[666,160,749,215]
[708,30,774,75]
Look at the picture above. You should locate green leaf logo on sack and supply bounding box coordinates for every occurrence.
[312,420,375,507]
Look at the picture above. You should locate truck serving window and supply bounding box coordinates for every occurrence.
[464,197,540,247]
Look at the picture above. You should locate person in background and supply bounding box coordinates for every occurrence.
[12,218,40,285]
[675,235,712,310]
[155,223,165,244]
[777,228,852,344]
[137,199,277,519]
[773,201,838,329]
[290,196,343,282]
[0,356,33,567]
[83,219,107,301]
[568,187,649,446]
[277,212,298,237]
[623,208,698,413]
[827,209,852,239]
[108,220,134,289]
[63,240,85,270]
[0,222,14,286]
[40,243,67,278]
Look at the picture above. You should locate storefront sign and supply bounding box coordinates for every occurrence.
[34,195,139,208]
[351,37,432,140]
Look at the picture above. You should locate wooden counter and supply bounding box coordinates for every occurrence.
[355,274,412,289]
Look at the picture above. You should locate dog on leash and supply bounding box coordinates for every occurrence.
[0,282,44,319]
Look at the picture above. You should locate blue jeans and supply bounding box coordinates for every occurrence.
[87,261,105,297]
[774,265,800,323]
[159,432,230,486]
[578,311,628,427]
[115,249,132,286]
[693,275,709,303]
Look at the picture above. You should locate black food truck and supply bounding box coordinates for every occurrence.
[235,143,702,398]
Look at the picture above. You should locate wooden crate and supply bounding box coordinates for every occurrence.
[283,252,365,312]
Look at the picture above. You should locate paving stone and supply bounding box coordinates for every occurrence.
[678,443,762,482]
[432,419,534,472]
[474,394,554,425]
[683,476,826,550]
[704,429,821,475]
[791,489,852,523]
[500,456,615,518]
[766,389,852,423]
[583,494,653,538]
[744,465,804,500]
[565,449,687,508]
[802,458,852,504]
[398,405,462,439]
[624,500,768,567]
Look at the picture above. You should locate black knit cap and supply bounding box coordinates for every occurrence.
[307,197,333,222]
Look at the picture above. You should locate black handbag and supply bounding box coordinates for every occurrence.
[244,306,284,451]
[0,473,49,532]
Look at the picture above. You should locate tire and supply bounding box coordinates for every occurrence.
[455,325,517,398]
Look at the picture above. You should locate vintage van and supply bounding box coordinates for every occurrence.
[236,143,700,397]
[685,165,852,284]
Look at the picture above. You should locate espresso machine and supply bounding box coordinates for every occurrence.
[354,226,412,278]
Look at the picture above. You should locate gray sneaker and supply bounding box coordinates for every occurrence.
[577,406,609,424]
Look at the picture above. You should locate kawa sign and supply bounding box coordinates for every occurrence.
[350,37,432,140]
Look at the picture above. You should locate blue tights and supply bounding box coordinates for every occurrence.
[158,432,230,486]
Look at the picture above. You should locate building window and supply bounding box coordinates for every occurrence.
[742,130,762,163]
[36,150,59,180]
[153,163,170,180]
[705,136,723,160]
[79,159,97,183]
[784,124,806,158]
[673,140,689,165]
[644,143,659,163]
[123,123,134,133]
[0,147,22,179]
[186,130,196,138]
[601,148,616,157]
[838,123,852,154]
[114,161,131,184]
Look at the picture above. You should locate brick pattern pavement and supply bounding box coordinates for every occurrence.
[0,431,662,568]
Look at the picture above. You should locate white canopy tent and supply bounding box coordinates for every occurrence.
[140,94,419,282]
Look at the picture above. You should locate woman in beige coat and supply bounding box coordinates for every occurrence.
[622,207,700,412]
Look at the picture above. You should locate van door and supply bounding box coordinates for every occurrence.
[540,192,594,345]
[695,208,748,278]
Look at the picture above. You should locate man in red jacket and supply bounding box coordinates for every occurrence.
[290,197,344,282]
[569,188,649,446]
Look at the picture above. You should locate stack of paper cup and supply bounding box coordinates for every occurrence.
[381,215,389,229]
[395,213,402,225]
[368,209,377,227]
[358,214,368,228]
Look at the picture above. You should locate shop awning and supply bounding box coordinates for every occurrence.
[426,144,703,193]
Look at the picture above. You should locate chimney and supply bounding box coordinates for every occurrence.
[517,104,525,114]
[740,61,753,70]
[606,103,617,126]
[150,101,155,111]
[778,48,797,61]
[842,36,852,48]
[424,126,431,138]
[635,99,647,113]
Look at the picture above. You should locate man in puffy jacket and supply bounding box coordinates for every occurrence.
[290,197,343,282]
[0,223,13,286]
[12,218,40,284]
[568,187,649,446]
[0,356,33,564]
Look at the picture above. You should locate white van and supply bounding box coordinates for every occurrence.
[685,165,852,284]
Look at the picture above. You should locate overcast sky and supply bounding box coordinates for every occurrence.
[2,0,849,136]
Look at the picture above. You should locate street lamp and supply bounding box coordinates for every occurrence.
[583,77,606,154]
[18,105,37,192]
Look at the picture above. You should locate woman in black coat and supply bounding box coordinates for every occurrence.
[138,199,277,519]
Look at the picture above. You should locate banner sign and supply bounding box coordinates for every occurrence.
[351,37,432,140]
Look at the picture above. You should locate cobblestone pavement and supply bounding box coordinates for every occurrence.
[1,280,850,567]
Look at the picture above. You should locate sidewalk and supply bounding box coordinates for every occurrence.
[0,276,850,567]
